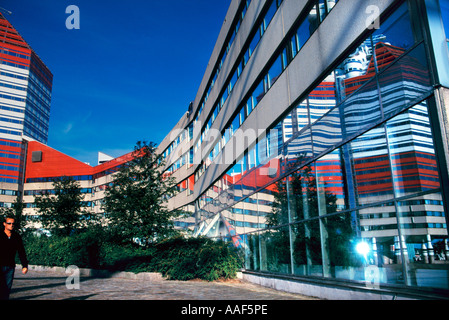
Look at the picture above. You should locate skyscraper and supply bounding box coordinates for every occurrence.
[0,12,52,202]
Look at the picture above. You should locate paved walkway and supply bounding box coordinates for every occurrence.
[9,269,318,300]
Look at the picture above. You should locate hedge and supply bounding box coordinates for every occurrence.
[22,232,243,281]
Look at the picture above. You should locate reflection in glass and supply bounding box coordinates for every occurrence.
[308,73,337,124]
[243,195,260,234]
[292,219,323,277]
[282,111,295,142]
[287,164,318,221]
[312,106,342,156]
[257,186,275,231]
[316,149,347,214]
[339,78,381,138]
[245,233,260,271]
[397,193,449,289]
[350,126,395,206]
[324,212,405,285]
[379,43,432,120]
[260,227,292,274]
[334,37,375,104]
[241,164,256,197]
[191,0,449,294]
[282,128,313,175]
[441,0,449,51]
[386,103,441,198]
[267,55,283,89]
[322,213,361,280]
[358,204,405,285]
[372,2,415,73]
[267,177,290,228]
[295,99,309,132]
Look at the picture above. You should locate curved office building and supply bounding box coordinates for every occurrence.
[159,0,449,299]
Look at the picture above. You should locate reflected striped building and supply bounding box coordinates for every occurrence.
[158,0,449,299]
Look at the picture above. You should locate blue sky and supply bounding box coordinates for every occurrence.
[1,0,230,165]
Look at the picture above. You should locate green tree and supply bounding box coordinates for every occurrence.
[102,140,181,245]
[34,176,88,236]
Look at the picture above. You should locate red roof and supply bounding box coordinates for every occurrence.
[25,140,134,181]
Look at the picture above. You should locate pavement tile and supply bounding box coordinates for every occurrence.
[9,269,319,301]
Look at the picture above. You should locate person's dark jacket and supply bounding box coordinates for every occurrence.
[0,230,28,268]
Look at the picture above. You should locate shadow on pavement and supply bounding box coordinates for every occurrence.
[63,293,97,300]
[10,292,52,300]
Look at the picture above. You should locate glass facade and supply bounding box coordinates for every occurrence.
[187,0,449,294]
[440,0,449,50]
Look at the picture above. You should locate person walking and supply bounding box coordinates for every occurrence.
[0,216,28,300]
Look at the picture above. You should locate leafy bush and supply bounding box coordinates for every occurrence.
[23,230,102,268]
[22,232,243,281]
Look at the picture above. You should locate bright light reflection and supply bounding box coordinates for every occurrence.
[356,241,370,256]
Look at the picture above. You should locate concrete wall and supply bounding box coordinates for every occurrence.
[242,272,419,300]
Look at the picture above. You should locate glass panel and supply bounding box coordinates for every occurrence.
[340,77,381,139]
[311,106,342,156]
[318,0,328,21]
[260,226,292,274]
[247,193,263,232]
[264,0,277,28]
[326,0,337,12]
[282,111,294,142]
[268,55,283,88]
[292,219,323,277]
[296,7,314,49]
[308,72,337,124]
[315,148,347,213]
[246,95,255,116]
[267,177,290,228]
[241,166,256,198]
[372,2,415,73]
[231,112,240,135]
[350,126,395,206]
[379,43,432,121]
[325,211,405,286]
[441,0,449,37]
[239,105,246,126]
[287,164,318,221]
[441,0,449,50]
[397,192,449,289]
[386,102,441,198]
[255,157,280,190]
[335,33,382,136]
[234,180,243,205]
[358,202,405,286]
[269,122,284,159]
[307,3,320,35]
[221,207,235,232]
[295,99,309,131]
[231,201,245,235]
[245,232,260,271]
[283,128,313,174]
[322,213,361,280]
[249,29,261,57]
[257,186,275,232]
[253,80,265,105]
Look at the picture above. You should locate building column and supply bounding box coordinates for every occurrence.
[432,87,449,228]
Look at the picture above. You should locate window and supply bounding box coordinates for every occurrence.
[267,55,283,89]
